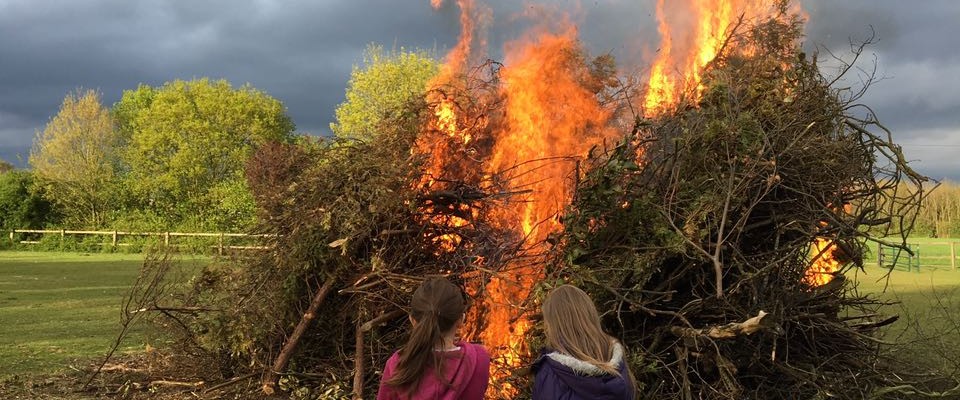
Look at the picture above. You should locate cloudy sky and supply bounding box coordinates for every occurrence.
[1,0,958,180]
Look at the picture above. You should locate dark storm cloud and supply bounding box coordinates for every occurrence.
[801,0,960,180]
[0,0,466,164]
[1,0,957,179]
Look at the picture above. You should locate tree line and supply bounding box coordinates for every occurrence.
[914,181,960,238]
[0,46,438,235]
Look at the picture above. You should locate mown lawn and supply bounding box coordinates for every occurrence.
[1,249,958,383]
[0,252,205,378]
[852,262,960,372]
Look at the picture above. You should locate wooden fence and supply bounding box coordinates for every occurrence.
[7,229,274,255]
[877,241,959,272]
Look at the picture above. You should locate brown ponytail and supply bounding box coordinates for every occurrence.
[386,277,467,392]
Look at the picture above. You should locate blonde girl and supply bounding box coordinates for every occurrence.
[533,284,636,399]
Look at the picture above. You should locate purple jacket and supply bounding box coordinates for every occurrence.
[376,341,490,400]
[532,342,634,400]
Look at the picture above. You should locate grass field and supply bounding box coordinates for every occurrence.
[851,262,960,372]
[0,252,205,378]
[1,249,958,382]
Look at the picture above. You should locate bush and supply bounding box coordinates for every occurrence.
[0,170,54,230]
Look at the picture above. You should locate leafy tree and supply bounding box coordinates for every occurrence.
[0,170,54,230]
[30,89,122,228]
[331,44,439,139]
[115,78,295,230]
[0,159,13,174]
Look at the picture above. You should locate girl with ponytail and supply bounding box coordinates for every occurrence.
[533,284,636,400]
[377,277,490,400]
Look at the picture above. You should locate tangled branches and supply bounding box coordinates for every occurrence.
[551,12,937,400]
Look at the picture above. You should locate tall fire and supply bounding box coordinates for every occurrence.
[643,0,783,114]
[423,0,809,395]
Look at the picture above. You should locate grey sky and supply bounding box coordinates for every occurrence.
[1,0,957,180]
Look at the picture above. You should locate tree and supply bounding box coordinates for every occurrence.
[115,78,295,230]
[30,89,122,228]
[0,159,13,174]
[331,45,439,139]
[0,170,54,230]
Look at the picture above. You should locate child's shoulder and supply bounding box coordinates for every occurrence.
[460,341,489,355]
[384,349,402,370]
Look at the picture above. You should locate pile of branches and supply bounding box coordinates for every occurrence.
[550,12,953,400]
[107,80,532,399]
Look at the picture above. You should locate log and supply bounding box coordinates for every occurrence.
[261,277,337,395]
[353,319,365,400]
[353,310,405,400]
[670,311,772,340]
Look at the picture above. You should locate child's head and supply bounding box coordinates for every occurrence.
[542,284,620,375]
[409,277,466,332]
[387,277,466,390]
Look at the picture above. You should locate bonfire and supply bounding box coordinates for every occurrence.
[88,1,960,399]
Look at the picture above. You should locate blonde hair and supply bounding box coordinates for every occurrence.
[542,285,622,376]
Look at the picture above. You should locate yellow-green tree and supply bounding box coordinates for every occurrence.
[30,89,122,227]
[916,181,960,237]
[331,45,438,139]
[116,78,295,230]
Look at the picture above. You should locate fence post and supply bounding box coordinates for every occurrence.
[60,229,65,250]
[164,232,170,247]
[8,230,13,243]
[915,245,921,273]
[218,233,224,256]
[112,230,118,247]
[951,242,957,271]
[876,242,882,268]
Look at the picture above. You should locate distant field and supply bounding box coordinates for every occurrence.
[862,237,960,270]
[0,252,205,378]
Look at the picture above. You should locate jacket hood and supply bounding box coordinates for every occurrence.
[444,342,481,395]
[535,342,633,399]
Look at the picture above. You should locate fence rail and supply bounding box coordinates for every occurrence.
[8,229,275,255]
[877,241,958,271]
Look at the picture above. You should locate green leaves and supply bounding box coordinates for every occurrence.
[0,170,53,230]
[330,44,439,139]
[116,78,296,231]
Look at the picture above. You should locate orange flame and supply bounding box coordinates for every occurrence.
[804,203,851,286]
[474,23,615,393]
[643,0,778,114]
[803,238,841,286]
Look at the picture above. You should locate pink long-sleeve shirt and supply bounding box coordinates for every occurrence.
[376,342,490,400]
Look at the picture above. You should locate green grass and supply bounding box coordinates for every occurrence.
[1,248,958,383]
[0,251,205,378]
[852,263,960,372]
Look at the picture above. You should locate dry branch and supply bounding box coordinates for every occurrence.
[261,276,338,395]
[670,311,772,339]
